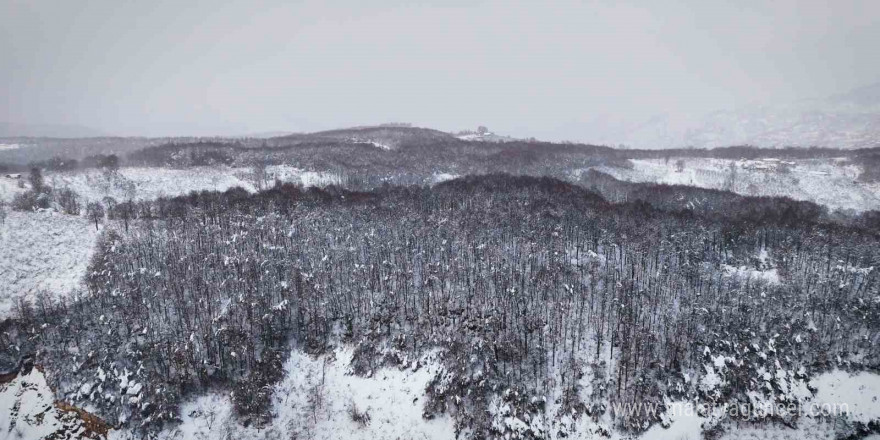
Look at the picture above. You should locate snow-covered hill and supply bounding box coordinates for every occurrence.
[594,157,880,212]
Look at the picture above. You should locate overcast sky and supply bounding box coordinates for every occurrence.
[2,0,879,139]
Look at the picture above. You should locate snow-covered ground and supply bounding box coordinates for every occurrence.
[45,167,257,203]
[6,354,880,440]
[594,158,880,212]
[457,133,519,143]
[811,370,880,424]
[431,172,460,185]
[0,210,98,319]
[110,346,455,440]
[0,166,344,205]
[266,165,343,187]
[0,176,25,203]
[1,368,107,439]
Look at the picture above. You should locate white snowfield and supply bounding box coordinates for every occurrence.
[595,158,880,212]
[0,210,98,319]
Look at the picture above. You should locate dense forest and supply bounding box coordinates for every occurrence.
[4,174,880,438]
[5,126,880,185]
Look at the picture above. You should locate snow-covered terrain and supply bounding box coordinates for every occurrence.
[1,368,108,439]
[594,157,880,212]
[108,346,455,440]
[0,166,341,205]
[0,176,25,203]
[457,132,520,143]
[9,359,877,440]
[266,165,343,187]
[45,167,257,203]
[431,172,460,185]
[0,210,98,319]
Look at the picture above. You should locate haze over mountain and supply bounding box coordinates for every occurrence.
[0,121,105,138]
[592,81,880,149]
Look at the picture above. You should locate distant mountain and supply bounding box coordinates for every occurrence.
[0,122,105,138]
[273,125,456,150]
[602,82,880,149]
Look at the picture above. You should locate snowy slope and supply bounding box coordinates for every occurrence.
[25,166,341,204]
[594,157,880,212]
[45,167,257,203]
[8,346,880,440]
[110,346,456,440]
[1,368,108,439]
[0,210,98,318]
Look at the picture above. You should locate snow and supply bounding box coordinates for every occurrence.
[722,265,781,285]
[596,158,880,212]
[0,143,23,151]
[810,370,880,424]
[431,172,459,185]
[0,175,26,203]
[115,346,456,440]
[639,401,705,440]
[0,369,95,439]
[266,165,343,187]
[456,133,519,143]
[46,167,257,203]
[716,418,837,440]
[348,138,394,150]
[368,141,392,150]
[1,166,342,206]
[0,210,98,318]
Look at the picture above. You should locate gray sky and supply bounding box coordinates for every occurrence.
[2,0,879,139]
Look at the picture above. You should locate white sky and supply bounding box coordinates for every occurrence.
[2,0,879,140]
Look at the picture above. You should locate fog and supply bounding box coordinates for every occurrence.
[2,0,879,140]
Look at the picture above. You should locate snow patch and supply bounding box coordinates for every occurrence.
[810,370,880,424]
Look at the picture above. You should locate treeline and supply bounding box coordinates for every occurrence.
[7,175,879,438]
[0,153,122,173]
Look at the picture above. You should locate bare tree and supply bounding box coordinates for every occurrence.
[87,202,105,230]
[675,159,686,173]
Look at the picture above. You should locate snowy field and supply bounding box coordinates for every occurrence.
[594,158,880,212]
[0,210,98,318]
